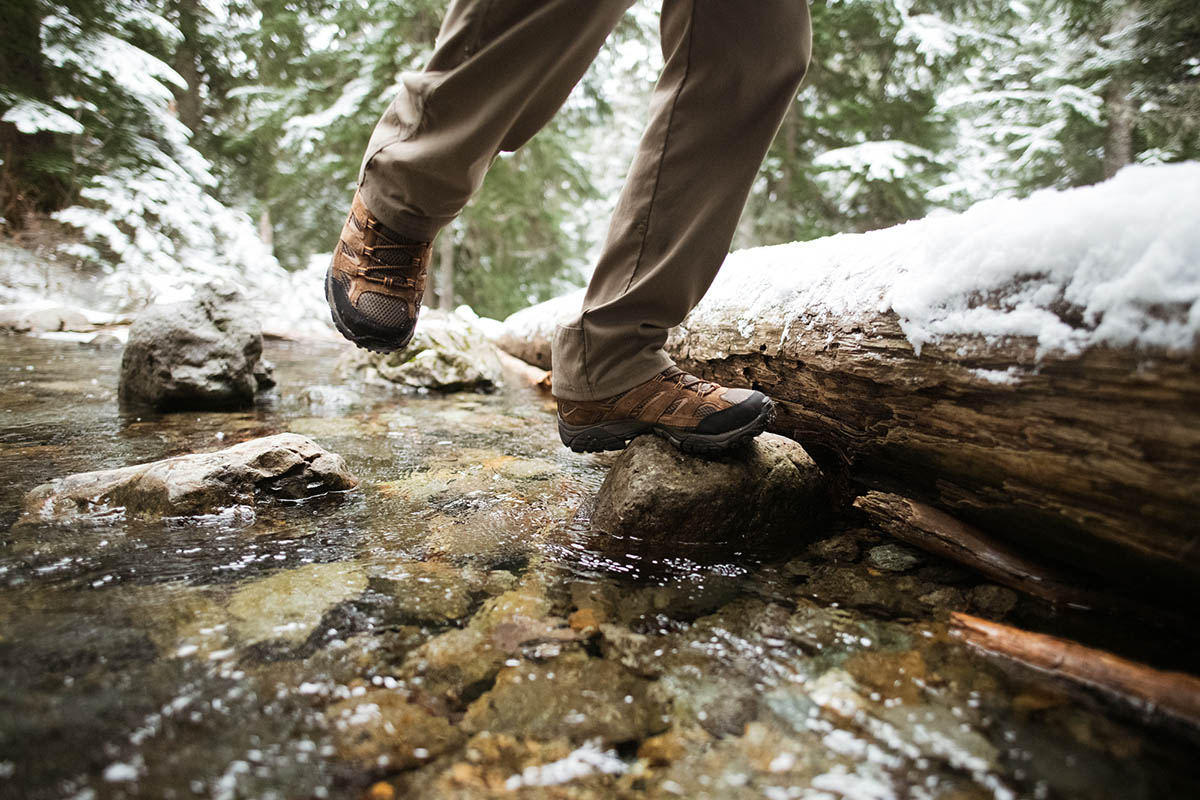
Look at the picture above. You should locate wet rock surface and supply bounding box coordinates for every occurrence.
[229,562,368,646]
[3,336,1199,800]
[589,432,825,543]
[119,286,273,409]
[17,432,357,524]
[338,309,504,392]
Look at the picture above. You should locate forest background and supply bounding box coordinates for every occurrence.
[1,0,1198,322]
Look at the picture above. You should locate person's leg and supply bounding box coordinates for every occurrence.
[358,0,635,241]
[552,0,812,401]
[328,0,632,351]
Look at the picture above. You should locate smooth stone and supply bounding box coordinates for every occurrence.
[968,584,1019,617]
[17,433,357,524]
[589,433,825,543]
[461,651,668,744]
[807,533,861,563]
[369,560,480,624]
[866,543,923,573]
[337,309,504,392]
[229,562,368,646]
[119,285,272,409]
[401,575,556,701]
[326,689,465,771]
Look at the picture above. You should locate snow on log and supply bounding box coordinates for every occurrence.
[497,163,1200,602]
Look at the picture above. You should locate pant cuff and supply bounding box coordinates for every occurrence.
[357,176,453,242]
[551,322,674,401]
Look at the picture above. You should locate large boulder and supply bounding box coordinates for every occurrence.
[119,286,273,409]
[589,433,825,544]
[337,308,504,392]
[17,433,357,525]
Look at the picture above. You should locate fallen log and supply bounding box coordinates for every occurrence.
[498,165,1200,604]
[951,612,1200,730]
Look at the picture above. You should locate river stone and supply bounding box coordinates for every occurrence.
[326,689,465,771]
[866,543,923,573]
[337,309,503,392]
[401,574,557,701]
[119,285,272,409]
[229,562,368,646]
[968,584,1019,617]
[369,560,480,623]
[589,433,824,543]
[17,433,357,524]
[461,651,668,744]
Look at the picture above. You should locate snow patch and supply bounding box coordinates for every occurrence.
[692,163,1200,358]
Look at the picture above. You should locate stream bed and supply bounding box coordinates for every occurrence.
[1,334,1197,799]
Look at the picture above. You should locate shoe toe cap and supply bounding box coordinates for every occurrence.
[694,389,772,434]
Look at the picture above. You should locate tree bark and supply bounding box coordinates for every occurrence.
[0,5,70,226]
[713,319,1199,602]
[171,0,204,133]
[1102,6,1140,179]
[669,312,1200,605]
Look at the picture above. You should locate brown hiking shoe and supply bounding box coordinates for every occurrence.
[556,366,775,455]
[324,191,432,352]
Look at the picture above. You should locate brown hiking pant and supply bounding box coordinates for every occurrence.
[358,0,812,401]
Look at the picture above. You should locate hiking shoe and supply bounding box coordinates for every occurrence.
[556,366,775,455]
[324,191,432,353]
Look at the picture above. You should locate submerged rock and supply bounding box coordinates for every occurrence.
[119,286,273,409]
[17,433,357,524]
[326,689,465,771]
[338,309,504,392]
[368,560,481,624]
[589,433,825,543]
[229,562,368,646]
[462,651,668,744]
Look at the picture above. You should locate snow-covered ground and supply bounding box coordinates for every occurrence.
[0,241,335,340]
[698,162,1200,358]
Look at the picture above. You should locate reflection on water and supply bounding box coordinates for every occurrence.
[1,335,1197,799]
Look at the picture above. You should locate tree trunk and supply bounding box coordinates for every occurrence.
[1102,6,1140,180]
[171,0,204,133]
[437,233,455,310]
[0,5,70,227]
[257,207,273,251]
[1103,77,1135,180]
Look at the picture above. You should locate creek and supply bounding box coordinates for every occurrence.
[1,335,1196,799]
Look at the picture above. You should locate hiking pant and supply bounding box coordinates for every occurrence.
[358,0,812,401]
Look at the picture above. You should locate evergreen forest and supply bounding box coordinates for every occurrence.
[2,0,1198,320]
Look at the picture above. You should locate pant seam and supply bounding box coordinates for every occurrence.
[619,0,697,297]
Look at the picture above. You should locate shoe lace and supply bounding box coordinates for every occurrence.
[661,366,718,396]
[357,220,429,289]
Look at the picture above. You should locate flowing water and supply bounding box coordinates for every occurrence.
[1,334,1197,800]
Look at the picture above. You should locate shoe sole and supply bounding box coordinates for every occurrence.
[558,398,776,456]
[324,266,413,354]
